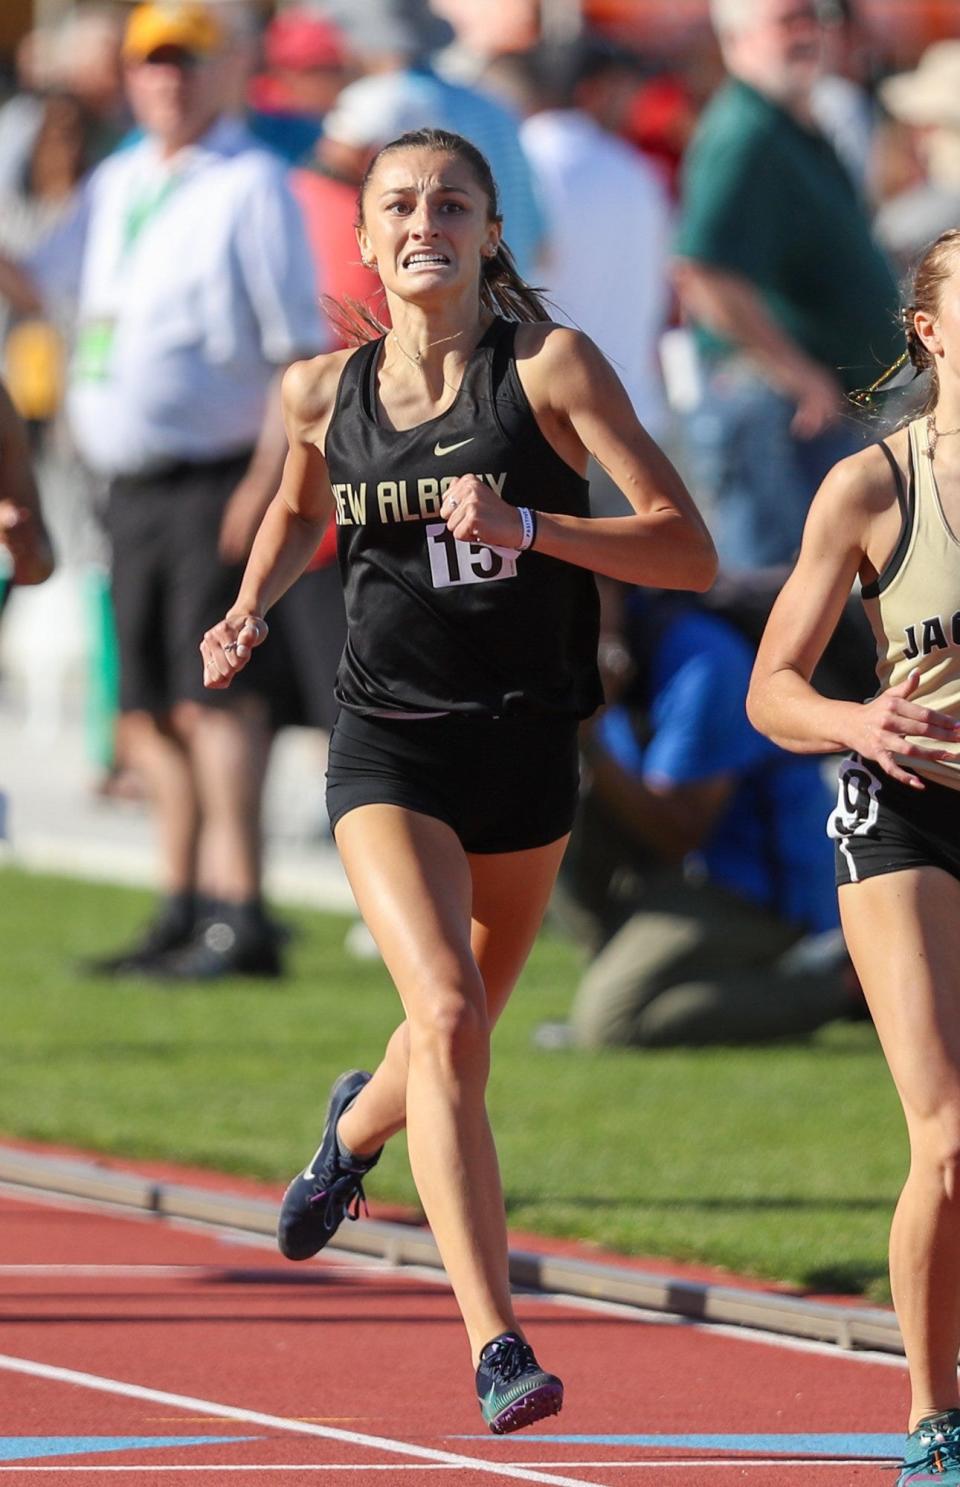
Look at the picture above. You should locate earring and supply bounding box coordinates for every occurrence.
[362,257,376,270]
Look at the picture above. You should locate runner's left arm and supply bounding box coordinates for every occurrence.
[519,326,717,591]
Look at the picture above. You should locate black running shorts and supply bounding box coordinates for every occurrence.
[830,753,960,887]
[326,708,580,854]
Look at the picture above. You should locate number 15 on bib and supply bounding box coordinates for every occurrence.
[426,522,519,589]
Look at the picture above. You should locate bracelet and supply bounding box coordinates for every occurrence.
[517,507,538,551]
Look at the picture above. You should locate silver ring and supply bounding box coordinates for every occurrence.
[448,496,458,509]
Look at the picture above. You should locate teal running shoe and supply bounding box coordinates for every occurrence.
[476,1332,563,1435]
[899,1410,960,1484]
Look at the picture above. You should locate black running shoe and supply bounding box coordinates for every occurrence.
[277,1070,382,1261]
[476,1332,564,1435]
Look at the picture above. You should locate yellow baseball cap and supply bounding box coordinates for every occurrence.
[123,3,223,63]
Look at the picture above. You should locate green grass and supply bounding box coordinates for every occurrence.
[0,866,904,1301]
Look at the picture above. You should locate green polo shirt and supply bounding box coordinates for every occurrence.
[675,79,902,393]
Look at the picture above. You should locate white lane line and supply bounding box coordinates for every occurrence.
[0,1462,894,1472]
[0,1354,590,1487]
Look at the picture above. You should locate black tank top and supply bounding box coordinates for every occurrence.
[324,318,602,718]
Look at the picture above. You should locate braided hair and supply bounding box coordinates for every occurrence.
[324,128,552,346]
[852,229,960,416]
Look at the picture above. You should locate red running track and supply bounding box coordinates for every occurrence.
[0,1184,907,1485]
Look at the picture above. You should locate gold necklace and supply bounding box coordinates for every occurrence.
[925,414,960,459]
[389,326,468,368]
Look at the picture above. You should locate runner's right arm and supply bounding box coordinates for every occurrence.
[200,353,347,687]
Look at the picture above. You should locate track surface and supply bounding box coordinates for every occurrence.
[0,1186,907,1483]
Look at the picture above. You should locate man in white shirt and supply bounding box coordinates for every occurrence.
[516,35,673,508]
[0,2,326,979]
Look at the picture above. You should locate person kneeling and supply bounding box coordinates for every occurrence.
[548,588,860,1049]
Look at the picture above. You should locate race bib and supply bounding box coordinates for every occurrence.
[827,757,881,840]
[426,522,518,589]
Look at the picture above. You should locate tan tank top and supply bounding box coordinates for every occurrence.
[862,417,960,790]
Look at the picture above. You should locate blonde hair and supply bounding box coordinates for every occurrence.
[851,229,960,415]
[902,228,960,416]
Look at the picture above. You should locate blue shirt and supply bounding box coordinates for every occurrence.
[598,607,838,933]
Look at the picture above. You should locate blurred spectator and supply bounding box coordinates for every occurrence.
[0,56,48,199]
[0,1,326,980]
[318,14,545,279]
[52,5,129,162]
[544,588,856,1049]
[0,373,53,597]
[0,94,94,434]
[0,6,128,190]
[0,86,116,798]
[322,0,451,69]
[810,0,876,191]
[0,93,92,277]
[428,0,539,86]
[515,35,673,477]
[199,3,262,123]
[0,375,53,869]
[875,42,960,272]
[247,7,351,164]
[674,0,902,569]
[292,127,386,335]
[624,73,698,199]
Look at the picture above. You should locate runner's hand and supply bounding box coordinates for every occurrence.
[439,474,527,549]
[200,613,268,689]
[844,669,960,789]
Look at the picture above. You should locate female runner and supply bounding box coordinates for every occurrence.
[201,128,716,1433]
[748,229,960,1487]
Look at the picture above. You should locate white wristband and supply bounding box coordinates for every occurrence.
[517,507,537,551]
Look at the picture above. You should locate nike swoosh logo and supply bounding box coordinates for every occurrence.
[434,438,474,457]
[302,1130,328,1182]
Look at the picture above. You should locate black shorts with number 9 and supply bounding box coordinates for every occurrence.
[830,753,960,887]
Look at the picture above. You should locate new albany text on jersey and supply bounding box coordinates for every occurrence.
[332,473,508,527]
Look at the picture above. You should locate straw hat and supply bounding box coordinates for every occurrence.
[881,42,960,131]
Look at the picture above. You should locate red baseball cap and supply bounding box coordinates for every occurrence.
[264,8,345,72]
